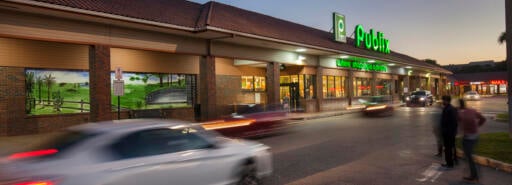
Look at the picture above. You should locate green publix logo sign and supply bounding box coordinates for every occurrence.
[355,25,390,54]
[336,59,388,72]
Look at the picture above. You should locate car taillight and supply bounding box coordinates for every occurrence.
[14,181,56,185]
[7,149,58,160]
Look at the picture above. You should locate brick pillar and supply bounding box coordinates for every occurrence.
[89,45,112,122]
[416,76,421,91]
[266,62,280,108]
[315,66,323,111]
[371,71,377,96]
[348,70,354,105]
[200,56,216,121]
[439,74,446,96]
[404,75,410,93]
[0,67,33,135]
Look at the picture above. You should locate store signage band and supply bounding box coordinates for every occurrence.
[355,25,390,54]
[336,59,388,72]
[333,13,346,43]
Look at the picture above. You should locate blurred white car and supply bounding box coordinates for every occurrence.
[0,119,272,185]
[463,91,481,101]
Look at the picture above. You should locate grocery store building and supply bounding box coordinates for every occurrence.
[0,0,451,135]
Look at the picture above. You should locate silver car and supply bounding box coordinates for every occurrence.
[463,91,481,101]
[0,119,272,185]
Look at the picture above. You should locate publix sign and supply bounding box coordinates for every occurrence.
[354,25,390,54]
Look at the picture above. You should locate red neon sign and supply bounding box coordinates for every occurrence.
[490,80,506,85]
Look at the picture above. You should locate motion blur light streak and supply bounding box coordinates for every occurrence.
[201,119,256,130]
[8,149,58,160]
[15,181,55,185]
[365,105,387,110]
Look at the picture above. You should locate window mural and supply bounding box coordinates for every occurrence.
[25,69,90,115]
[111,72,196,110]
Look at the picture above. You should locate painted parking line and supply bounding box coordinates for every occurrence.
[416,163,443,183]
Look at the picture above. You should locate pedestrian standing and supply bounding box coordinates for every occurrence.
[458,99,486,183]
[431,103,443,157]
[282,93,290,112]
[440,95,458,169]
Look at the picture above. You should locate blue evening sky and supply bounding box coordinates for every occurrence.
[189,0,506,65]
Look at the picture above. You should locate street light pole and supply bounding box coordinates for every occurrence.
[506,0,512,137]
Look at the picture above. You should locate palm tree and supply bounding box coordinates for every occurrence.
[43,73,56,104]
[499,32,506,44]
[25,72,35,98]
[36,76,43,103]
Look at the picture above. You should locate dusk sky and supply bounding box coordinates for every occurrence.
[189,0,506,65]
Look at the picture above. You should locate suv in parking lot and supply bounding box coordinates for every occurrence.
[405,90,434,107]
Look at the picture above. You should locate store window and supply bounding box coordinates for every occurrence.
[322,75,346,98]
[241,76,265,91]
[281,75,315,99]
[376,79,391,95]
[353,77,371,97]
[111,72,196,110]
[25,69,90,115]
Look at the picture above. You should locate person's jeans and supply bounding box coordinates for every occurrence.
[443,133,455,166]
[463,138,479,179]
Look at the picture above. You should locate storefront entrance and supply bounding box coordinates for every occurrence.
[280,82,300,112]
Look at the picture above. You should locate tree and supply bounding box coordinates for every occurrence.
[43,73,56,104]
[499,32,506,44]
[424,59,440,66]
[25,72,35,114]
[36,76,43,103]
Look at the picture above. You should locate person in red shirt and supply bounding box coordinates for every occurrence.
[458,99,486,183]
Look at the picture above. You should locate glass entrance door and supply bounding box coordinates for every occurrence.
[280,82,300,112]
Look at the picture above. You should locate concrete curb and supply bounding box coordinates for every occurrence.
[456,148,512,174]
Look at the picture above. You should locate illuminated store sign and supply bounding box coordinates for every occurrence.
[490,80,507,85]
[336,59,388,72]
[355,25,390,54]
[333,13,347,43]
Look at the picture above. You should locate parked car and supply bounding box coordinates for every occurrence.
[463,91,481,101]
[405,90,434,107]
[0,119,272,185]
[361,96,394,117]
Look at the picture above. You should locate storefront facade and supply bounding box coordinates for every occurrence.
[450,72,508,96]
[0,0,451,135]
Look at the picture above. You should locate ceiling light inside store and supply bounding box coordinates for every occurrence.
[367,60,375,63]
[388,63,396,66]
[340,55,349,59]
[405,66,412,69]
[296,48,307,52]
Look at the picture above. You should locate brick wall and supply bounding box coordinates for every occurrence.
[321,98,349,111]
[28,113,90,133]
[0,67,30,136]
[216,75,268,116]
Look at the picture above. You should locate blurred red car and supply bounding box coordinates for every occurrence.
[361,96,394,117]
[202,104,290,138]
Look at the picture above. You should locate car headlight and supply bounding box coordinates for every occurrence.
[419,97,425,101]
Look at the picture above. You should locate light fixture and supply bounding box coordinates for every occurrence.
[340,55,349,59]
[367,60,375,63]
[297,55,306,61]
[426,73,431,77]
[405,66,412,69]
[408,70,413,76]
[388,63,396,66]
[296,48,307,52]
